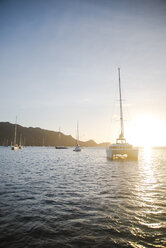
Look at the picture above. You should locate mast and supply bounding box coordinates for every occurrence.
[58,127,61,145]
[76,122,79,145]
[14,116,17,146]
[19,133,22,146]
[118,68,124,139]
[42,135,45,146]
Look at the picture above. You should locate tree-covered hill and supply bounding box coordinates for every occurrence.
[0,122,109,147]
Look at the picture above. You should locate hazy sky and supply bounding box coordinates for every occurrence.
[0,0,166,144]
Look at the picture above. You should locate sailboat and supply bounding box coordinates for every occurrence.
[106,68,138,160]
[55,128,68,149]
[19,134,23,149]
[73,123,81,152]
[11,117,19,151]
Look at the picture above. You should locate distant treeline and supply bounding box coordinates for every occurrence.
[0,122,109,147]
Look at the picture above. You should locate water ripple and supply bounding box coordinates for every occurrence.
[0,147,166,247]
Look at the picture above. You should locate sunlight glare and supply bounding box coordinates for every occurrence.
[125,115,166,147]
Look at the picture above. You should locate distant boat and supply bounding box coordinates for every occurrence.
[11,117,19,151]
[55,128,68,149]
[55,146,68,149]
[106,68,138,160]
[73,123,81,152]
[19,134,23,149]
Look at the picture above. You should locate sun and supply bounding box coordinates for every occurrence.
[125,115,166,148]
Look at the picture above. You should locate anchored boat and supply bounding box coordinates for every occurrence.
[11,117,19,151]
[106,68,138,160]
[55,128,68,149]
[73,122,81,152]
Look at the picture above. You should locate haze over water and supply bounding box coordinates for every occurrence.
[0,147,166,247]
[1,0,166,144]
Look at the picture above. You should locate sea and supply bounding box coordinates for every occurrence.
[0,146,166,248]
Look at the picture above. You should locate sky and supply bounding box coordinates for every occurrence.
[0,0,166,145]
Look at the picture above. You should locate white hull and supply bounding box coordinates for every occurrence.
[106,146,138,160]
[11,146,19,151]
[73,145,81,152]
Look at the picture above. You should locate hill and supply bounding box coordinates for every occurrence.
[0,122,109,147]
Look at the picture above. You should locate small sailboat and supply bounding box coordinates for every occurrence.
[106,68,138,160]
[55,128,68,149]
[73,123,81,152]
[19,134,23,149]
[11,117,19,151]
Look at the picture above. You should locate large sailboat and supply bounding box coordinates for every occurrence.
[106,68,138,160]
[11,117,19,151]
[73,123,81,152]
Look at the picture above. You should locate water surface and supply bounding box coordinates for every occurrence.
[0,147,166,247]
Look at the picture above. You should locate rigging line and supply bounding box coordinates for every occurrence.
[118,68,124,138]
[106,73,119,142]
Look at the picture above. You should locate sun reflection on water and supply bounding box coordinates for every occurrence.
[130,147,165,239]
[141,146,156,187]
[143,146,152,164]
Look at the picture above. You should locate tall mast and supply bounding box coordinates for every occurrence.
[14,116,17,146]
[19,133,22,146]
[76,122,79,145]
[59,127,61,145]
[118,68,124,139]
